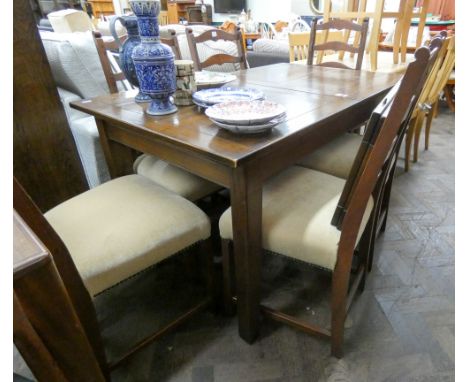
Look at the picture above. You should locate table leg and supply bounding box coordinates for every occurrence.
[230,167,263,343]
[95,118,135,179]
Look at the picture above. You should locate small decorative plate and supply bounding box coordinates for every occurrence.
[195,71,237,88]
[209,116,286,134]
[205,100,286,125]
[193,87,264,106]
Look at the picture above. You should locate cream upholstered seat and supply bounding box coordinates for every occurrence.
[45,174,211,296]
[297,133,362,180]
[219,166,373,270]
[134,154,222,202]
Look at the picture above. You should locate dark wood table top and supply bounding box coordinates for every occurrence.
[71,64,401,168]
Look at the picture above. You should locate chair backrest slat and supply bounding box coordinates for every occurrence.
[186,27,247,71]
[332,40,441,235]
[307,17,369,70]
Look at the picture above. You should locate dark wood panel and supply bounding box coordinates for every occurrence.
[14,0,88,212]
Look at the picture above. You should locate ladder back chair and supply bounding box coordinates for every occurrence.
[297,37,442,274]
[307,17,369,70]
[412,35,455,162]
[404,32,451,171]
[92,31,129,94]
[322,0,429,71]
[14,174,214,378]
[220,46,432,358]
[186,27,247,72]
[93,30,182,94]
[288,29,346,63]
[93,30,220,202]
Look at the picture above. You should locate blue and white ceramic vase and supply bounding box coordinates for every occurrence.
[129,0,177,115]
[109,15,151,103]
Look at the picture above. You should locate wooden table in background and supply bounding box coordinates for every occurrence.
[71,63,401,344]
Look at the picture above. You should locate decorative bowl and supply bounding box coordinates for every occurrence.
[205,100,286,125]
[193,87,264,106]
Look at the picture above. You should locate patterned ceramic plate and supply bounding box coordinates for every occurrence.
[209,115,286,134]
[194,71,237,86]
[193,87,264,106]
[205,100,286,125]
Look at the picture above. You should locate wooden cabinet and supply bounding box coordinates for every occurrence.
[88,0,114,18]
[167,0,195,24]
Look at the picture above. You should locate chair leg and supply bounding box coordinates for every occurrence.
[433,98,439,118]
[413,113,425,163]
[221,239,236,316]
[330,271,348,358]
[425,105,435,150]
[199,239,216,311]
[405,117,416,172]
[444,84,455,112]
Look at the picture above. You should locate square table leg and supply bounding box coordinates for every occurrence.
[230,167,263,343]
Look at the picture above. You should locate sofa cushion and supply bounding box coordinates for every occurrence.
[40,30,109,99]
[253,38,290,57]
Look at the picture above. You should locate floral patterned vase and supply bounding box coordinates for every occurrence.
[110,15,151,103]
[129,0,177,115]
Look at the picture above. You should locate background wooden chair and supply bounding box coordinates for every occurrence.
[322,0,429,71]
[93,30,220,202]
[220,46,432,358]
[186,27,247,72]
[92,31,129,94]
[14,174,213,378]
[93,29,182,95]
[308,17,369,70]
[288,29,346,63]
[411,35,455,164]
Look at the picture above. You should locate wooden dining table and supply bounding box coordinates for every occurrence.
[71,63,401,344]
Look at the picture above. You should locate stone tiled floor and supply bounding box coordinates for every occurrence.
[97,106,454,382]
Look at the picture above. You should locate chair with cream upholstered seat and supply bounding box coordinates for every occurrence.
[220,46,433,358]
[297,35,443,246]
[14,174,213,376]
[92,30,221,202]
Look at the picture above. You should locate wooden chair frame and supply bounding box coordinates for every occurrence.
[322,0,429,71]
[307,17,369,70]
[186,27,247,72]
[93,31,128,94]
[412,35,455,162]
[404,32,451,171]
[93,30,182,95]
[222,46,432,358]
[13,178,214,379]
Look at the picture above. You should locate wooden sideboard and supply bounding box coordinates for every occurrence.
[88,0,115,18]
[167,0,195,24]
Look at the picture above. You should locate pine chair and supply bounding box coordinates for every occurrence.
[14,174,213,378]
[186,27,247,72]
[220,46,432,357]
[307,17,369,70]
[322,0,429,71]
[404,33,452,171]
[412,35,455,163]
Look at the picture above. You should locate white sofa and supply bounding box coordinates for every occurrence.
[40,25,241,188]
